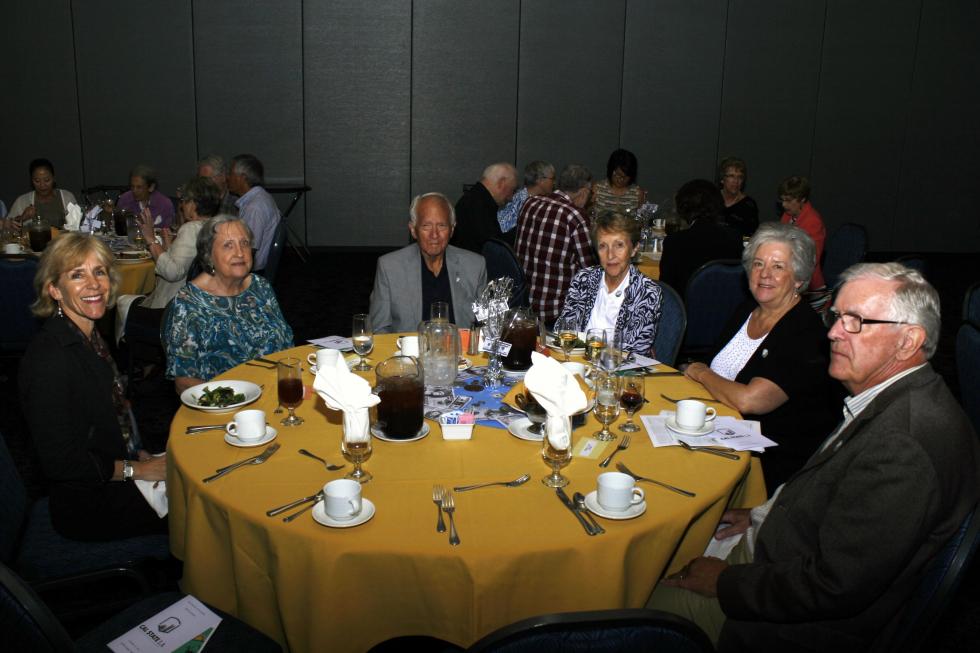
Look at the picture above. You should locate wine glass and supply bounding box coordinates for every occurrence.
[585,328,605,364]
[277,357,305,426]
[556,317,578,362]
[341,435,373,483]
[351,314,374,371]
[592,372,622,441]
[540,419,572,488]
[430,301,450,323]
[619,374,645,432]
[597,328,624,372]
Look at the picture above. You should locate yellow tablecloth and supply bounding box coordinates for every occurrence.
[115,258,156,295]
[636,252,660,280]
[167,336,765,652]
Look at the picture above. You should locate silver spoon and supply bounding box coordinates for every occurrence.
[298,448,345,471]
[677,440,741,460]
[573,491,605,534]
[453,473,532,492]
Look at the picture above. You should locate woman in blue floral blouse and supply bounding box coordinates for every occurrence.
[163,215,293,392]
[555,212,663,355]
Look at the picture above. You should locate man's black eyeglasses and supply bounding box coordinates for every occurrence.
[823,308,909,333]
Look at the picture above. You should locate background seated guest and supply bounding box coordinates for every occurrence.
[19,233,167,540]
[5,158,77,230]
[590,148,646,217]
[650,263,980,652]
[116,163,176,229]
[555,212,663,355]
[197,154,239,216]
[683,223,839,491]
[496,160,555,237]
[227,153,280,270]
[370,192,487,333]
[718,156,758,238]
[163,216,293,393]
[450,162,519,252]
[659,179,743,297]
[779,175,826,300]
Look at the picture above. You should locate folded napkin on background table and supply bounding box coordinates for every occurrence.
[313,353,380,440]
[136,480,168,518]
[524,352,587,450]
[64,202,83,231]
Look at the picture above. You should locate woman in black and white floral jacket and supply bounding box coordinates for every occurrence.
[556,212,663,355]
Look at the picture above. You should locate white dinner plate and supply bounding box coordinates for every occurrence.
[371,422,430,443]
[224,426,277,448]
[180,380,262,412]
[583,490,646,520]
[312,498,376,528]
[507,417,544,442]
[546,331,587,356]
[664,416,715,437]
[115,250,151,263]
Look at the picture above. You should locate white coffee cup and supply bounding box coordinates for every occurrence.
[597,472,645,511]
[226,409,267,441]
[324,478,362,521]
[4,243,24,254]
[307,348,340,371]
[396,335,420,357]
[675,400,716,430]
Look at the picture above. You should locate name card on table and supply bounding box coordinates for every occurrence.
[107,595,221,653]
[308,335,353,350]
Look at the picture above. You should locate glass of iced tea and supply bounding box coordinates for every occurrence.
[277,357,305,426]
[540,419,572,488]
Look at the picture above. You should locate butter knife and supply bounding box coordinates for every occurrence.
[555,488,597,535]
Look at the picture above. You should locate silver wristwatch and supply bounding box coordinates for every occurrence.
[122,459,134,481]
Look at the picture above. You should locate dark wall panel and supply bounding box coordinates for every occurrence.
[621,0,727,203]
[895,0,980,252]
[304,1,411,246]
[718,0,827,222]
[411,0,520,200]
[517,0,625,180]
[193,0,304,214]
[0,2,83,206]
[73,0,196,193]
[810,0,919,250]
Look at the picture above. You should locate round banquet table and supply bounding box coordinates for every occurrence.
[114,257,157,295]
[635,251,660,280]
[167,336,766,652]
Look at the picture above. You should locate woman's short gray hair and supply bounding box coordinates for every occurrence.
[524,160,555,187]
[742,222,816,290]
[838,262,941,359]
[195,215,254,274]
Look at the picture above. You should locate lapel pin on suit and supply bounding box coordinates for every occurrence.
[761,348,769,358]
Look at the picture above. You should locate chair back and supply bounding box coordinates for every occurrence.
[683,260,750,355]
[822,223,867,290]
[482,239,528,308]
[466,608,714,653]
[964,281,980,326]
[0,435,29,565]
[0,562,76,652]
[956,323,980,435]
[259,220,287,284]
[878,502,980,652]
[653,281,686,366]
[0,258,40,352]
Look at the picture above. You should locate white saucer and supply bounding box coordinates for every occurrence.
[583,490,646,520]
[371,422,430,443]
[665,416,715,437]
[224,426,277,448]
[502,367,528,377]
[506,417,545,442]
[312,498,376,528]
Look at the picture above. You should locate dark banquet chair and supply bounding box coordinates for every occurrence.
[0,257,41,353]
[257,219,287,285]
[653,280,686,367]
[682,259,750,360]
[956,322,980,435]
[963,281,980,326]
[482,238,529,308]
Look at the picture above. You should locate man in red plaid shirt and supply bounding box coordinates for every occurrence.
[515,164,597,327]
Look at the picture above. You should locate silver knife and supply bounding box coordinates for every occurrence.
[555,488,597,535]
[203,443,280,483]
[267,490,324,517]
[186,424,227,434]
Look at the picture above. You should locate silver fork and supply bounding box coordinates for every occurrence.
[660,393,721,404]
[453,473,531,492]
[443,491,460,546]
[599,434,631,468]
[432,485,447,533]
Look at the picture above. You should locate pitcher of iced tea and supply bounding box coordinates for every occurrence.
[499,306,538,371]
[373,355,424,439]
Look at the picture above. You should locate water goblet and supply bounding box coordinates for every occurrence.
[341,435,373,483]
[619,374,645,432]
[592,372,622,441]
[430,301,450,323]
[584,328,605,364]
[556,317,578,362]
[277,357,305,426]
[352,314,374,371]
[597,328,624,372]
[540,420,572,488]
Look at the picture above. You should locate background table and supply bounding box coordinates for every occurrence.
[636,251,660,280]
[167,337,765,652]
[115,258,156,295]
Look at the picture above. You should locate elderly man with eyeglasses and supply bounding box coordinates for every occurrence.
[648,262,980,652]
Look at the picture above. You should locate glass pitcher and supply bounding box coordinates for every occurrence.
[373,355,424,439]
[500,306,538,371]
[27,215,52,253]
[419,319,460,387]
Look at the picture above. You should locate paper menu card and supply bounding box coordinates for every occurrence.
[308,335,353,350]
[641,411,778,452]
[108,595,221,653]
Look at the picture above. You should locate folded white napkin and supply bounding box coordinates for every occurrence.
[135,480,168,518]
[524,351,587,450]
[313,353,380,441]
[64,202,83,231]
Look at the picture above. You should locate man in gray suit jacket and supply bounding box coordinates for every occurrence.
[649,262,980,652]
[369,192,487,334]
